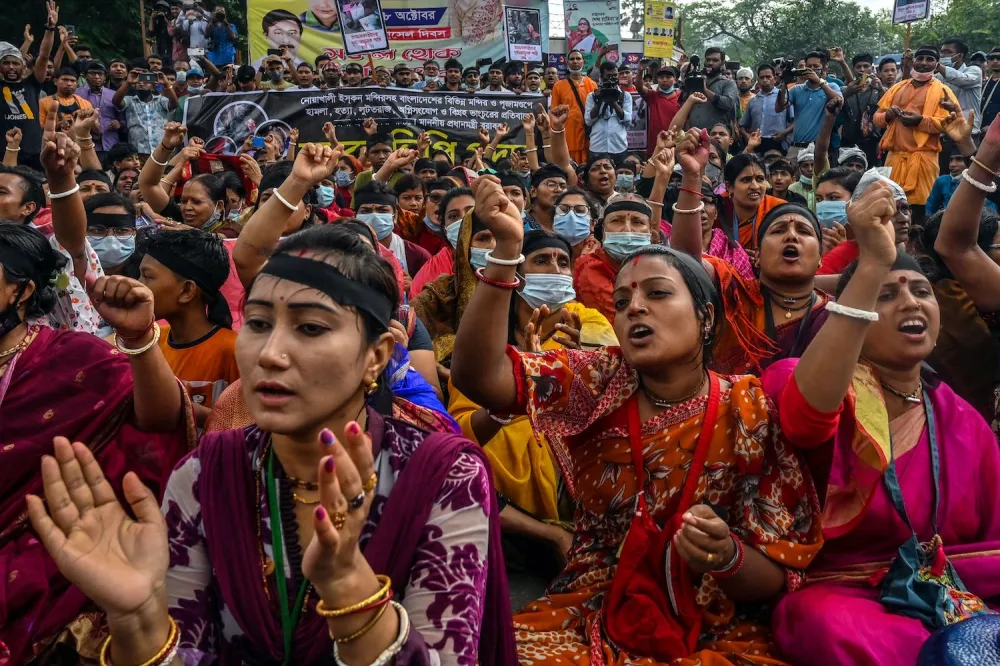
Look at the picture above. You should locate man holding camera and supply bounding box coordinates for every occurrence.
[776,51,842,162]
[685,48,739,132]
[205,4,237,66]
[584,61,632,159]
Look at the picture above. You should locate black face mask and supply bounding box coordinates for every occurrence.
[0,283,28,339]
[137,89,153,100]
[267,70,283,83]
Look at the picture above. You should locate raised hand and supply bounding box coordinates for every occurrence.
[536,109,550,134]
[521,112,535,133]
[71,108,100,140]
[472,175,523,246]
[673,504,736,575]
[477,125,491,146]
[5,127,22,149]
[417,131,431,155]
[521,305,549,352]
[160,122,187,150]
[179,137,205,162]
[291,142,341,186]
[655,129,677,154]
[687,92,708,105]
[674,127,710,176]
[549,104,570,132]
[26,437,169,623]
[87,275,156,338]
[302,426,380,602]
[650,148,675,179]
[239,153,263,185]
[746,129,762,151]
[322,121,337,144]
[822,221,847,254]
[385,147,417,171]
[24,24,33,42]
[494,123,510,140]
[46,0,59,26]
[552,307,582,349]
[288,127,300,145]
[362,118,377,136]
[942,108,974,144]
[847,179,898,267]
[40,116,81,181]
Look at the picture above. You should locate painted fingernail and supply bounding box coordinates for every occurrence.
[347,421,361,436]
[324,456,335,473]
[320,428,334,445]
[315,506,327,521]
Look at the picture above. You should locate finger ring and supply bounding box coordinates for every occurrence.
[705,553,714,564]
[362,472,378,493]
[331,511,347,530]
[348,491,366,510]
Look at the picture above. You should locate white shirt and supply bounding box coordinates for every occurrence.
[584,89,633,154]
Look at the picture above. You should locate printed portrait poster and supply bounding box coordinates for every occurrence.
[892,0,930,24]
[504,6,543,62]
[336,0,389,53]
[643,0,675,60]
[563,0,621,70]
[247,0,548,71]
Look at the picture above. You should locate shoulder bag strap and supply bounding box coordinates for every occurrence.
[568,79,588,117]
[882,391,941,535]
[627,373,722,511]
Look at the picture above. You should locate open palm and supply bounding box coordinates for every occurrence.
[26,438,169,619]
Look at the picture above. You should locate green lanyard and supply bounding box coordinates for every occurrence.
[266,451,310,666]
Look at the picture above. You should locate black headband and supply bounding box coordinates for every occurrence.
[146,245,223,296]
[353,190,397,209]
[757,202,822,247]
[604,199,652,218]
[0,243,35,279]
[522,230,572,259]
[260,254,393,331]
[88,212,136,230]
[915,47,939,59]
[891,252,924,274]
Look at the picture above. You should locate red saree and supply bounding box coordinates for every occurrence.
[0,326,194,664]
[573,248,619,323]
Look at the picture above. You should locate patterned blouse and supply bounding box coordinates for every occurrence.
[161,421,492,666]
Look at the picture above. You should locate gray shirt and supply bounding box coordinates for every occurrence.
[685,75,739,130]
[937,63,983,134]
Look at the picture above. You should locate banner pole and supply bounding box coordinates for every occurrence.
[139,0,150,57]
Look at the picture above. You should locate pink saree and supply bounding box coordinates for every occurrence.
[0,326,194,664]
[762,359,1000,665]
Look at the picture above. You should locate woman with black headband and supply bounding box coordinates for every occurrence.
[28,150,516,665]
[764,180,1000,665]
[671,128,831,375]
[0,222,194,664]
[449,230,616,598]
[137,228,237,425]
[451,176,820,665]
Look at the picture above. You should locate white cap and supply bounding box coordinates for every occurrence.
[838,146,868,170]
[796,143,815,164]
[0,42,25,66]
[736,67,753,80]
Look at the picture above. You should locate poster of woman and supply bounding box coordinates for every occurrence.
[563,0,620,68]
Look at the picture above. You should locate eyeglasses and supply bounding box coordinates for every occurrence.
[989,55,1000,61]
[427,193,444,203]
[540,179,567,190]
[556,203,591,215]
[87,226,136,239]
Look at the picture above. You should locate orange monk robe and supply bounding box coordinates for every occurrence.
[874,78,959,206]
[550,76,599,164]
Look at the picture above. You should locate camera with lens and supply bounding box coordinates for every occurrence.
[683,55,705,94]
[597,75,622,103]
[774,56,808,83]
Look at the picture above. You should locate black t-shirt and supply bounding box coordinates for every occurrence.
[0,76,43,157]
[408,317,433,352]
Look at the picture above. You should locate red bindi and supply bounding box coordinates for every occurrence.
[898,276,908,284]
[630,281,638,289]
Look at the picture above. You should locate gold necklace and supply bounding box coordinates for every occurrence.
[642,372,708,408]
[881,380,923,404]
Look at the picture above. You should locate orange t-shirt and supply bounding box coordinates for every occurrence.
[158,325,240,409]
[551,77,599,164]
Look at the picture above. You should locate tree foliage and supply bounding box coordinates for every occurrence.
[2,0,247,63]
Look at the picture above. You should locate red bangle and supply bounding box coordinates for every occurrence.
[677,187,704,198]
[344,587,394,617]
[474,268,523,290]
[710,533,745,579]
[116,319,155,341]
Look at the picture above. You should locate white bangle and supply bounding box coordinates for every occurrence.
[5,147,20,152]
[962,169,998,193]
[149,153,170,166]
[48,184,81,200]
[272,189,300,211]
[824,301,879,322]
[485,250,524,266]
[672,201,705,215]
[334,601,409,666]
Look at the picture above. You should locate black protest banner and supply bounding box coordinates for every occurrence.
[182,87,546,162]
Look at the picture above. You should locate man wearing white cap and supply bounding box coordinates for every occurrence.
[0,2,57,170]
[837,146,868,172]
[787,143,816,210]
[736,66,755,116]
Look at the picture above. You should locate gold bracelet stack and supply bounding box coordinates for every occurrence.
[114,322,161,356]
[99,616,179,666]
[316,574,394,644]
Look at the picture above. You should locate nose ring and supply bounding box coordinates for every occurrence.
[281,354,288,360]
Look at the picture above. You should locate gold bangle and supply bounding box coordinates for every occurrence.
[114,322,161,356]
[99,616,178,666]
[315,574,392,618]
[971,157,999,179]
[330,599,390,644]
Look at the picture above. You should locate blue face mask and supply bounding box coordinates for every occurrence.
[334,171,354,187]
[202,206,224,232]
[799,174,813,186]
[939,56,953,67]
[815,200,848,227]
[358,212,395,240]
[315,184,335,208]
[445,221,461,247]
[186,85,204,94]
[90,235,136,268]
[424,216,440,233]
[659,84,675,94]
[519,273,576,310]
[616,173,635,190]
[603,231,650,261]
[553,211,592,246]
[469,247,489,270]
[228,207,242,222]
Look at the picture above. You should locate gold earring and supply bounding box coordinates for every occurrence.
[365,380,378,395]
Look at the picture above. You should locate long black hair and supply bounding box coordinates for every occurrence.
[0,222,68,318]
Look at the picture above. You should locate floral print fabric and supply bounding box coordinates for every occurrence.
[506,346,824,665]
[162,420,492,666]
